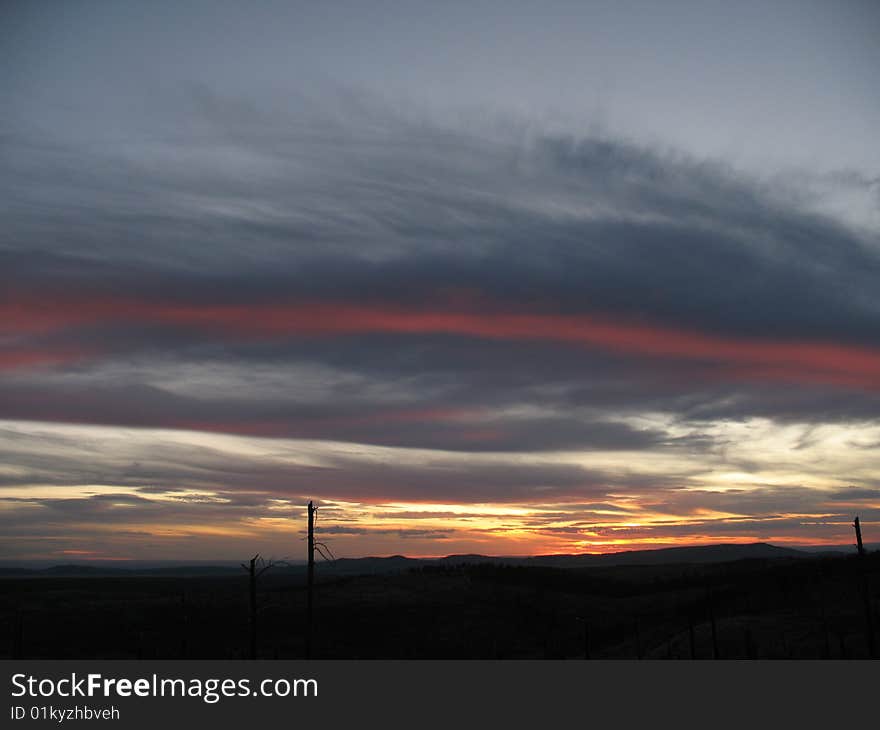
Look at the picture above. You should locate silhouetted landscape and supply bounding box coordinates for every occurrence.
[3,543,878,659]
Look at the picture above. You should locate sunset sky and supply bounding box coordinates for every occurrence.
[2,0,880,561]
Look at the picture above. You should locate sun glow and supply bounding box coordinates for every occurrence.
[0,418,876,560]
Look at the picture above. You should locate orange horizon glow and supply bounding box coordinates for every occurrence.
[6,484,872,561]
[20,531,864,563]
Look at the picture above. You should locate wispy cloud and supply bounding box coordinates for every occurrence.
[2,85,878,557]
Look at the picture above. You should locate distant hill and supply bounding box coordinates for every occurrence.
[0,542,845,578]
[570,542,805,567]
[328,542,807,574]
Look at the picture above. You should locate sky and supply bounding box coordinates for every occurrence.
[1,0,880,561]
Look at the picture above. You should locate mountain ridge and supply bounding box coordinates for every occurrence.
[0,541,830,577]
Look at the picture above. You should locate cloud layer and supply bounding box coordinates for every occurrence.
[2,87,879,558]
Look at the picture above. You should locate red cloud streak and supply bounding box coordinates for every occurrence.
[2,296,879,388]
[0,347,93,371]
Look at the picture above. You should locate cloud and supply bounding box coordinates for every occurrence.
[2,88,879,555]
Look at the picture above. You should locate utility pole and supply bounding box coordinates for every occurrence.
[306,500,315,659]
[854,516,865,557]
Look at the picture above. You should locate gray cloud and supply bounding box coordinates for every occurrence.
[3,93,880,456]
[4,3,880,557]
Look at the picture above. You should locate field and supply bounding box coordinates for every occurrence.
[2,550,878,660]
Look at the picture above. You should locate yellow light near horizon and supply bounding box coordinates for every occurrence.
[382,502,538,517]
[0,484,142,500]
[2,417,874,560]
[142,524,258,539]
[688,508,743,519]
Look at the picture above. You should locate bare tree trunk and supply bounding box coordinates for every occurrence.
[306,500,315,659]
[854,516,876,657]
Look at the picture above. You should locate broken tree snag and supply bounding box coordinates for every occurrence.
[240,554,259,660]
[854,516,865,557]
[307,500,315,659]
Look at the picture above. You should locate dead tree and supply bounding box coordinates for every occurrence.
[246,555,258,659]
[307,501,314,659]
[305,500,335,660]
[241,554,280,659]
[853,516,876,658]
